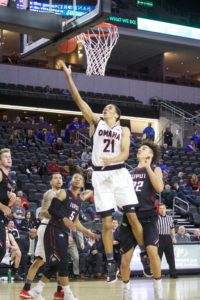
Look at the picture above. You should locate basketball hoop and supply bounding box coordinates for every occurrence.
[76,23,119,76]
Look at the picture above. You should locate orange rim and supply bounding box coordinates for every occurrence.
[77,22,118,39]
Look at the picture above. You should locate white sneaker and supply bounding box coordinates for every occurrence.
[28,287,46,300]
[154,279,164,300]
[122,282,132,300]
[64,289,79,300]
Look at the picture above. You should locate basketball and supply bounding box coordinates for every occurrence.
[57,38,77,54]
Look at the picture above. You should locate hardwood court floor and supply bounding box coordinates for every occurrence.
[0,277,200,300]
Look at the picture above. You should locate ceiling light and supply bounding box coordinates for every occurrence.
[181,62,184,64]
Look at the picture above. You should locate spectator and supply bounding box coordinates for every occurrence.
[36,128,48,142]
[11,198,26,227]
[69,117,79,132]
[13,116,24,129]
[17,190,30,210]
[48,158,60,174]
[175,226,190,243]
[192,129,199,146]
[68,117,79,142]
[9,130,23,146]
[85,236,103,278]
[37,116,49,128]
[171,172,185,187]
[112,219,121,268]
[162,184,175,209]
[46,127,58,144]
[84,167,93,190]
[20,211,36,231]
[81,147,92,165]
[163,127,173,146]
[142,122,155,141]
[7,220,20,240]
[158,159,169,173]
[2,114,10,131]
[27,158,40,174]
[68,231,84,279]
[64,124,70,143]
[52,137,64,155]
[187,174,200,191]
[60,158,77,176]
[24,129,37,147]
[190,228,200,242]
[185,140,196,153]
[28,228,38,264]
[79,118,89,130]
[172,182,199,207]
[4,228,23,281]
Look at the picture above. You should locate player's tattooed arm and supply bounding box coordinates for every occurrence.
[57,60,99,124]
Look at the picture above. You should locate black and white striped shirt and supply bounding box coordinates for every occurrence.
[157,215,174,235]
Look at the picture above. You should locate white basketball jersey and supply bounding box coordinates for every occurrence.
[92,119,124,166]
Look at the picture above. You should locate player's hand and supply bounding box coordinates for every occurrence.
[140,157,152,168]
[100,157,113,169]
[57,60,72,75]
[86,230,99,240]
[0,204,11,216]
[172,238,176,244]
[63,217,76,231]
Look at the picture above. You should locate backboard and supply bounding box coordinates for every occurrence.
[17,0,111,59]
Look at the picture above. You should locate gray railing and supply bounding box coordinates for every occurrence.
[173,196,190,218]
[160,101,200,126]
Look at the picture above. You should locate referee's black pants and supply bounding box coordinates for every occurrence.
[158,235,177,276]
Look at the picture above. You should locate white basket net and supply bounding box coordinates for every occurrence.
[76,23,119,76]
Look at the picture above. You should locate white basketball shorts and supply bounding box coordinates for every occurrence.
[92,167,138,214]
[34,218,49,262]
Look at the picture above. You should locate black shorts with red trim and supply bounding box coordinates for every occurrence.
[120,215,159,254]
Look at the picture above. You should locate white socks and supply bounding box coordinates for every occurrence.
[36,280,46,293]
[63,285,71,294]
[122,281,130,290]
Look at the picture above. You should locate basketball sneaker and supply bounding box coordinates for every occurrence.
[54,290,64,300]
[19,290,33,299]
[106,261,119,284]
[28,287,46,300]
[122,282,132,300]
[140,252,153,278]
[154,279,164,300]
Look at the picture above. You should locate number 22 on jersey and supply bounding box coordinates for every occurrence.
[133,181,144,192]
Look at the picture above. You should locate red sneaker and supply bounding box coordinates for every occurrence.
[19,290,33,299]
[54,290,64,300]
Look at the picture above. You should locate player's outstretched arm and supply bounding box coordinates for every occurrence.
[57,60,99,124]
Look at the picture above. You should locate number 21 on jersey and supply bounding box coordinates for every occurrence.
[103,139,115,153]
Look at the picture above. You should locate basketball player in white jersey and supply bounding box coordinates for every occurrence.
[57,60,144,283]
[20,173,64,300]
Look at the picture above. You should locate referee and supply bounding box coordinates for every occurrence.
[157,203,178,278]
